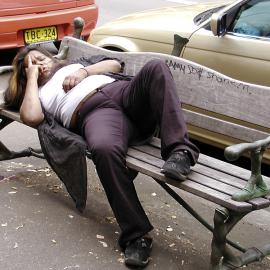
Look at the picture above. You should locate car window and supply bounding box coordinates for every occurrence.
[231,0,270,38]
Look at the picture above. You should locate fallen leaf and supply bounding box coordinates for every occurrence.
[99,241,108,247]
[38,168,50,172]
[63,265,80,269]
[105,216,116,223]
[117,258,124,263]
[26,185,35,188]
[16,224,24,230]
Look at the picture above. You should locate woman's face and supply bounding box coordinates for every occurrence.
[24,50,54,82]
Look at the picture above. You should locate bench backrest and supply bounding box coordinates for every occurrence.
[61,37,270,153]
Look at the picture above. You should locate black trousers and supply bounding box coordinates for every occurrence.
[78,59,199,248]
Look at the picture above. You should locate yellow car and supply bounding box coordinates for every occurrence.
[88,0,270,87]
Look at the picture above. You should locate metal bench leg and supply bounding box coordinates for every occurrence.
[154,180,252,267]
[0,141,44,160]
[211,208,270,270]
[210,208,248,270]
[0,116,44,160]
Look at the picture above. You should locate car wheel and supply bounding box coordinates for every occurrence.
[104,46,124,52]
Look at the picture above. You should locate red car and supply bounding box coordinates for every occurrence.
[0,0,98,50]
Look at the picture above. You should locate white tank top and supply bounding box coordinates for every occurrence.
[39,64,115,128]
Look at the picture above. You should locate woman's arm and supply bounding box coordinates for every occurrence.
[84,59,122,75]
[20,56,44,128]
[62,59,121,92]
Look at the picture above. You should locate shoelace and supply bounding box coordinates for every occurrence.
[169,151,188,162]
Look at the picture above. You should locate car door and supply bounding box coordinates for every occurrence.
[182,0,270,86]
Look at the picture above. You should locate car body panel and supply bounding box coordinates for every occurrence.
[0,1,76,16]
[183,28,270,86]
[0,0,98,49]
[90,3,226,50]
[93,35,176,54]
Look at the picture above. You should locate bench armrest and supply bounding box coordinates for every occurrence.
[224,136,270,202]
[224,136,270,161]
[0,66,13,74]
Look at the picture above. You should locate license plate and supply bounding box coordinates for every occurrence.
[24,26,58,44]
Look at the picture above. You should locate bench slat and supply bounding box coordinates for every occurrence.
[132,143,270,189]
[126,155,252,212]
[133,143,248,188]
[184,109,270,143]
[128,148,270,210]
[0,108,21,123]
[147,138,270,186]
[199,154,270,186]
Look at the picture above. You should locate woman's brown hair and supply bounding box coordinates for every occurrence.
[4,45,56,110]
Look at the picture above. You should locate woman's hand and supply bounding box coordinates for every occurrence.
[62,69,87,92]
[25,56,39,81]
[62,60,121,92]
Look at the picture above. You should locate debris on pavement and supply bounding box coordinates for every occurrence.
[96,234,104,239]
[98,241,108,247]
[16,224,24,230]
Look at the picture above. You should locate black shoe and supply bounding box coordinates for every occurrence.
[161,151,191,181]
[124,237,153,268]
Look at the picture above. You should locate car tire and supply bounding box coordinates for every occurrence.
[104,46,124,52]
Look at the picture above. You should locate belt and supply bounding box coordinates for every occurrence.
[69,88,100,130]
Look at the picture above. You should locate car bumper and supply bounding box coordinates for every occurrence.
[0,5,98,49]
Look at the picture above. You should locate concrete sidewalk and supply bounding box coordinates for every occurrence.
[0,159,270,270]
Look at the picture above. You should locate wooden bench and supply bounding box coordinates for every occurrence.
[0,36,270,270]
